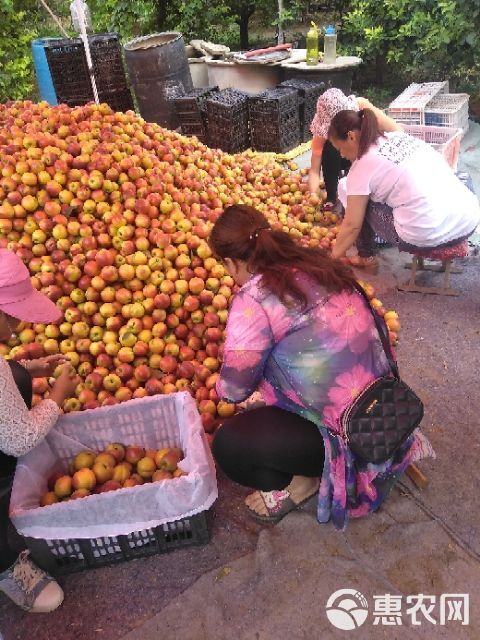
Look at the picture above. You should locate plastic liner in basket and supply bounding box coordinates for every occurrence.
[10,392,217,540]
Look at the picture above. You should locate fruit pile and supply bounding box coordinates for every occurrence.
[41,443,184,507]
[0,100,400,433]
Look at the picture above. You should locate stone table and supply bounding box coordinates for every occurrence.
[280,53,363,94]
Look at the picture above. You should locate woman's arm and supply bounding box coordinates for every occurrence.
[358,97,402,133]
[0,358,60,457]
[307,136,325,193]
[216,292,274,403]
[331,195,369,258]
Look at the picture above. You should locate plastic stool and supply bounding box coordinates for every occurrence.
[398,240,469,295]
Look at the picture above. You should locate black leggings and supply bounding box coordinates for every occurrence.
[0,360,32,572]
[212,406,325,492]
[322,140,351,203]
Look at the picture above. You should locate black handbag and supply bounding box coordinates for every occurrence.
[340,283,424,464]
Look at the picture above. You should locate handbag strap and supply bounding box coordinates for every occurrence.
[353,282,400,379]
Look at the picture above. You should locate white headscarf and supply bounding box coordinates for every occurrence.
[310,88,359,138]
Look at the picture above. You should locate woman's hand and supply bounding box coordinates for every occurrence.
[24,354,69,378]
[48,363,80,407]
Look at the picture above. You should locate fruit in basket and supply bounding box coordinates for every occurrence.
[152,469,173,482]
[99,480,122,493]
[54,475,73,499]
[156,448,182,472]
[94,452,116,467]
[125,445,146,465]
[92,461,114,483]
[40,491,60,506]
[123,476,142,488]
[71,488,91,500]
[136,456,156,479]
[73,450,96,471]
[112,461,132,483]
[47,471,64,491]
[72,467,96,491]
[105,442,126,462]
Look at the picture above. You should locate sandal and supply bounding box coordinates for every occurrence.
[245,488,318,524]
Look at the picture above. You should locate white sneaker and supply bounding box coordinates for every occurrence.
[0,550,64,613]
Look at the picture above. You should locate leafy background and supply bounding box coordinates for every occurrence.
[1,0,479,108]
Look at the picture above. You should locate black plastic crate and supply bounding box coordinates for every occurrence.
[248,89,300,153]
[44,39,92,107]
[90,33,131,94]
[279,79,325,142]
[207,89,250,153]
[174,87,219,141]
[44,34,133,108]
[99,88,135,113]
[24,510,210,575]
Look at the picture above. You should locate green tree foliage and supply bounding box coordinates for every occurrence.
[342,0,480,93]
[0,0,38,101]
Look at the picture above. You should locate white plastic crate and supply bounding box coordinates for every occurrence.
[387,81,449,125]
[424,93,469,137]
[403,124,462,171]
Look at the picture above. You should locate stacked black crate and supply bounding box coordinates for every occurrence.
[206,89,250,154]
[174,87,219,143]
[279,79,325,142]
[248,88,300,153]
[44,33,134,112]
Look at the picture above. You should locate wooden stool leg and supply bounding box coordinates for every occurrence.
[443,260,452,290]
[405,463,429,490]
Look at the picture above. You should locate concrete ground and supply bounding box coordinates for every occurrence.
[1,127,480,640]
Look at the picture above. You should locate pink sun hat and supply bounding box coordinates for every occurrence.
[0,249,61,323]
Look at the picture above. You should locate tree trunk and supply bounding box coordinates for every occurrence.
[236,4,255,50]
[277,0,285,44]
[156,0,168,30]
[239,13,249,49]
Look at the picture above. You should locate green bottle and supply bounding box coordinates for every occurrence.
[306,21,319,66]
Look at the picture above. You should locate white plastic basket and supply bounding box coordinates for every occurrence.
[403,124,462,171]
[10,392,218,541]
[424,93,469,137]
[387,81,449,125]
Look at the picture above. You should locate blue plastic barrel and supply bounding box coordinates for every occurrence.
[31,38,59,105]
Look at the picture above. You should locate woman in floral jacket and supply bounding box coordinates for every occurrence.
[209,204,433,529]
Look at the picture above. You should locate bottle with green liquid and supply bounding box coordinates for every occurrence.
[306,22,319,66]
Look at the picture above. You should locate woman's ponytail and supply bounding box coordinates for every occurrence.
[358,108,380,157]
[328,108,381,158]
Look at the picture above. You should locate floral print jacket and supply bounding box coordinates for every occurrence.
[217,273,434,530]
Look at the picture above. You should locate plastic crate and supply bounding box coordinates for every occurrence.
[44,34,133,108]
[89,33,131,94]
[403,124,462,171]
[387,81,449,125]
[174,87,219,141]
[278,79,325,142]
[98,88,135,113]
[24,511,209,576]
[207,89,250,153]
[249,89,300,153]
[424,93,469,137]
[10,393,217,575]
[44,39,93,107]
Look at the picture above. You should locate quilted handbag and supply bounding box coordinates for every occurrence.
[340,284,424,464]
